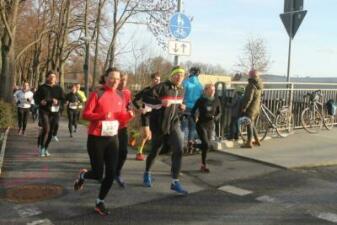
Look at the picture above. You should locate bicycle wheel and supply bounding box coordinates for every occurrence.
[256,113,269,141]
[323,115,334,130]
[301,107,323,133]
[239,115,267,142]
[275,112,294,137]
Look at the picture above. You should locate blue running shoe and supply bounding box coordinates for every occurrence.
[143,172,152,187]
[170,181,188,195]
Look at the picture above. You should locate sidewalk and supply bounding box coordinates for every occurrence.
[217,128,337,169]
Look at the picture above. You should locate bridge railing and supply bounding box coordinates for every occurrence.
[215,81,337,138]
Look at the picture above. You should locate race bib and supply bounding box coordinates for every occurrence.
[101,120,119,136]
[69,102,78,110]
[22,103,31,108]
[78,104,83,109]
[51,105,60,112]
[206,106,212,111]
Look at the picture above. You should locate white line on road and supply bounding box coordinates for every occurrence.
[218,185,253,196]
[14,205,42,218]
[313,212,337,223]
[27,219,54,225]
[256,195,280,203]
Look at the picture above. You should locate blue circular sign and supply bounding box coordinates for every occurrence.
[169,13,191,39]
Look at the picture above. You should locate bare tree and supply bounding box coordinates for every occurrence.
[236,37,270,73]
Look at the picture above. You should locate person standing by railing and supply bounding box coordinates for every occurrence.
[240,69,264,148]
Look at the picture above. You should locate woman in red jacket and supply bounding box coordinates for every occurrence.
[73,67,123,216]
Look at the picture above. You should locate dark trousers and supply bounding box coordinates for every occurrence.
[52,112,60,136]
[84,135,119,200]
[116,127,128,177]
[228,116,239,140]
[38,110,58,149]
[67,109,78,134]
[196,122,213,165]
[17,107,30,132]
[146,122,184,179]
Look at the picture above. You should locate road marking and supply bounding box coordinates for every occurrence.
[218,185,253,196]
[14,205,42,218]
[256,195,280,203]
[27,219,54,225]
[314,212,337,223]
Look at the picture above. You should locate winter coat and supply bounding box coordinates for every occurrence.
[241,78,264,120]
[182,75,203,109]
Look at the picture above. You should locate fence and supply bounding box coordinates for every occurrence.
[215,81,337,138]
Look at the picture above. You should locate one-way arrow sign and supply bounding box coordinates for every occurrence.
[280,10,307,39]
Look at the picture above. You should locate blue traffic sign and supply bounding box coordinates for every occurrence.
[169,13,191,39]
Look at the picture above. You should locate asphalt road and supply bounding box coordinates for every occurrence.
[1,120,337,225]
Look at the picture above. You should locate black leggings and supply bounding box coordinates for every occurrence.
[67,109,78,134]
[84,135,119,200]
[17,107,30,132]
[116,127,128,177]
[38,110,58,149]
[146,122,184,179]
[196,122,214,165]
[52,112,60,136]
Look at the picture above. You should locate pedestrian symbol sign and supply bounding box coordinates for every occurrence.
[169,13,191,40]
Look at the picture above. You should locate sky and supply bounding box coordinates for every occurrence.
[120,0,337,77]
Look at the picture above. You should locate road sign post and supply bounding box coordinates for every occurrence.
[169,0,192,66]
[280,0,307,82]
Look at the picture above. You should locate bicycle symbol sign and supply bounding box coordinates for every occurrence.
[169,13,191,39]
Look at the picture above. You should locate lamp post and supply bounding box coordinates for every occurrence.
[82,36,90,97]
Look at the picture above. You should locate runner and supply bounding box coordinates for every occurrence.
[143,66,188,195]
[34,71,65,157]
[13,82,34,135]
[115,72,134,188]
[76,83,87,123]
[132,72,161,161]
[191,83,222,173]
[65,84,83,137]
[73,67,123,216]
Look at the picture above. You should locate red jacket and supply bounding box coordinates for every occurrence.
[118,88,133,129]
[83,85,123,136]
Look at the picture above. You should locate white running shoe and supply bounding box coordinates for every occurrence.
[53,136,59,142]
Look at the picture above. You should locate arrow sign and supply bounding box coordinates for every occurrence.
[280,10,307,39]
[168,40,191,56]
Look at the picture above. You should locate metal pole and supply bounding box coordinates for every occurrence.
[286,37,292,83]
[84,41,90,96]
[174,0,182,66]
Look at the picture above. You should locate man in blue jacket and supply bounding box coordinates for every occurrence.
[182,67,203,153]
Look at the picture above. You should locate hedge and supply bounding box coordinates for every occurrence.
[0,100,15,129]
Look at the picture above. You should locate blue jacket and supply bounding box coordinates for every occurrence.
[183,75,203,109]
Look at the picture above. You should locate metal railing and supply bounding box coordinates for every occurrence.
[215,81,337,138]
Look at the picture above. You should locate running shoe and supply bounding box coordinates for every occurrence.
[74,169,87,191]
[200,165,210,173]
[95,202,110,216]
[116,176,125,188]
[143,172,152,187]
[45,150,51,157]
[135,153,145,161]
[170,181,188,195]
[40,148,46,157]
[53,136,59,142]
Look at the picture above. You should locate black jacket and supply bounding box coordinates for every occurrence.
[152,80,184,135]
[65,92,82,110]
[34,83,65,112]
[132,86,161,109]
[191,96,222,124]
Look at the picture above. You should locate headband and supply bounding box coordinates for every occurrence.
[170,68,185,77]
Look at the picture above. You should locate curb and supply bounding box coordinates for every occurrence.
[0,127,10,175]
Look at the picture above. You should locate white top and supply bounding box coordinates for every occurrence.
[13,90,34,108]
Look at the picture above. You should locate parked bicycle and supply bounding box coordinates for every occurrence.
[240,98,294,142]
[301,90,335,133]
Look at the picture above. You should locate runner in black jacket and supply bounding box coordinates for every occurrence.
[34,71,65,157]
[65,84,83,137]
[191,83,222,173]
[132,72,161,161]
[143,66,188,195]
